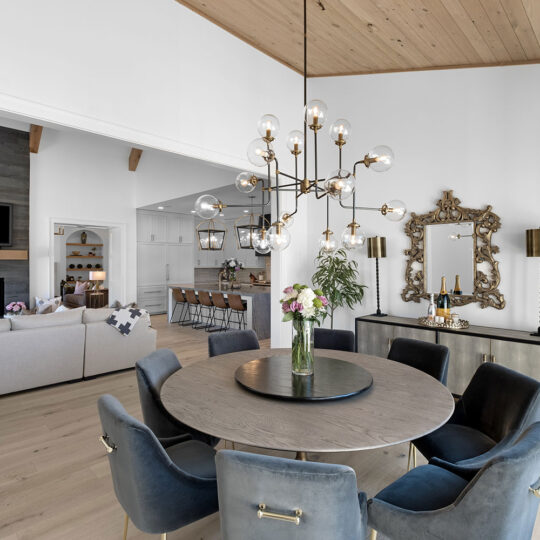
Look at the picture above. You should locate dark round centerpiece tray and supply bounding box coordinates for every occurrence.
[234,355,373,401]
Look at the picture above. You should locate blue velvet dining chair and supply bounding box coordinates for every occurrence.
[97,394,218,540]
[414,362,540,472]
[135,349,219,447]
[314,328,355,352]
[387,337,450,469]
[208,329,260,357]
[368,422,540,540]
[216,450,367,540]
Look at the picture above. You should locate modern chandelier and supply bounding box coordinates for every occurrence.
[194,0,406,254]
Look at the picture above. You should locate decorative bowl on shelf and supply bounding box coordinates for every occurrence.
[77,264,83,269]
[96,264,102,269]
[69,264,75,269]
[87,264,93,268]
[71,251,80,256]
[418,316,469,330]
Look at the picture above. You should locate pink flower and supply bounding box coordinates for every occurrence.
[318,295,328,306]
[282,302,291,313]
[290,301,303,312]
[12,305,20,312]
[283,286,294,294]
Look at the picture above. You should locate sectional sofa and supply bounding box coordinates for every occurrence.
[0,307,156,395]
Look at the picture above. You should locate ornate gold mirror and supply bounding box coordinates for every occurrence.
[401,190,505,309]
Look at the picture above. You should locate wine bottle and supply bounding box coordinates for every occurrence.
[427,293,436,321]
[436,276,451,320]
[453,274,463,295]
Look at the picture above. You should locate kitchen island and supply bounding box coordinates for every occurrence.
[167,283,271,339]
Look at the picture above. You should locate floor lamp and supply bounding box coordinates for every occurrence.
[368,236,387,317]
[526,228,540,336]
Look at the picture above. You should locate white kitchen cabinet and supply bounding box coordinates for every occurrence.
[166,214,182,244]
[137,244,166,285]
[137,211,166,243]
[166,245,193,284]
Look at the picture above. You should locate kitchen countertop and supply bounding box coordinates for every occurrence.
[168,283,271,296]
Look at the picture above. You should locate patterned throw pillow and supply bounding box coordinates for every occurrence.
[106,308,148,336]
[35,296,62,314]
[74,281,89,294]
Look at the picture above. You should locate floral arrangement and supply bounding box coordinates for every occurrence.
[223,258,244,281]
[5,301,27,314]
[280,284,327,323]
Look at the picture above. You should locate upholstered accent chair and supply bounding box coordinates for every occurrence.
[368,422,540,540]
[97,394,218,540]
[314,328,355,352]
[387,337,450,469]
[135,349,219,447]
[208,329,260,357]
[415,362,540,473]
[216,450,367,540]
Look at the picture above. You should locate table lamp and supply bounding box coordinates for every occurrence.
[526,228,540,336]
[89,270,106,291]
[367,236,387,317]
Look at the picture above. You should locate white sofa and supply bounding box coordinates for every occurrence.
[0,307,156,395]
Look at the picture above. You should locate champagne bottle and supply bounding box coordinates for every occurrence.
[436,276,451,320]
[453,274,463,295]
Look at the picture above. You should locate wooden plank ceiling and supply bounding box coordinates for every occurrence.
[175,0,540,76]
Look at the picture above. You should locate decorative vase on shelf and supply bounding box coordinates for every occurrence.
[81,231,87,244]
[291,319,315,376]
[280,283,328,377]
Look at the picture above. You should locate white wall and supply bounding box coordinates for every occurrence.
[0,0,300,172]
[290,64,540,334]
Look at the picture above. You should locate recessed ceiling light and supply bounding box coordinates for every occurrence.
[157,206,165,210]
[243,209,249,213]
[219,212,224,217]
[190,210,196,214]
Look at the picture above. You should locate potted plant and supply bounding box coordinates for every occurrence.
[5,301,27,316]
[281,284,328,375]
[312,248,366,329]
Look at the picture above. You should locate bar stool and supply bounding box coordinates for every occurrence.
[197,290,214,331]
[171,288,189,325]
[183,289,201,329]
[226,294,247,330]
[209,292,229,332]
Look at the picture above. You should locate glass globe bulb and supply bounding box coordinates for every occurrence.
[324,169,355,200]
[194,194,219,219]
[318,230,337,254]
[329,118,351,144]
[247,138,275,167]
[341,223,366,251]
[253,229,271,254]
[305,99,328,129]
[286,130,304,155]
[235,171,257,193]
[267,223,291,252]
[280,212,295,228]
[368,145,395,172]
[257,114,280,140]
[383,199,407,222]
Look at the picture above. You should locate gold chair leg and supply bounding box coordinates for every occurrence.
[122,513,129,540]
[407,442,412,471]
[413,444,417,468]
[370,529,377,540]
[161,534,167,540]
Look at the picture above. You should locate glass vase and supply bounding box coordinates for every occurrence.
[291,319,314,376]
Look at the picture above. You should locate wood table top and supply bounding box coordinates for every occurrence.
[161,348,455,453]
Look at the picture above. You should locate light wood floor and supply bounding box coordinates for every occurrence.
[0,315,538,540]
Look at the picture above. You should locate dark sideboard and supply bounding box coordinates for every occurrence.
[356,315,540,396]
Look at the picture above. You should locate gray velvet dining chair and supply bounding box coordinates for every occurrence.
[216,450,367,540]
[135,349,219,447]
[208,329,260,357]
[314,328,355,352]
[368,421,540,540]
[387,337,450,470]
[414,362,540,473]
[97,394,218,540]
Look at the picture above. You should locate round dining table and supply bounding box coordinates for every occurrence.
[161,348,455,456]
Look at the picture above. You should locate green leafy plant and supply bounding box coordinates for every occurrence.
[311,248,366,329]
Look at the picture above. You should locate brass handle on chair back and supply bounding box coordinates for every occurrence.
[100,435,117,454]
[257,503,302,525]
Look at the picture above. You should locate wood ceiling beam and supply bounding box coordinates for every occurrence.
[29,125,43,154]
[128,148,143,172]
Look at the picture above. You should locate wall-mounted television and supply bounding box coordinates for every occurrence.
[0,203,13,247]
